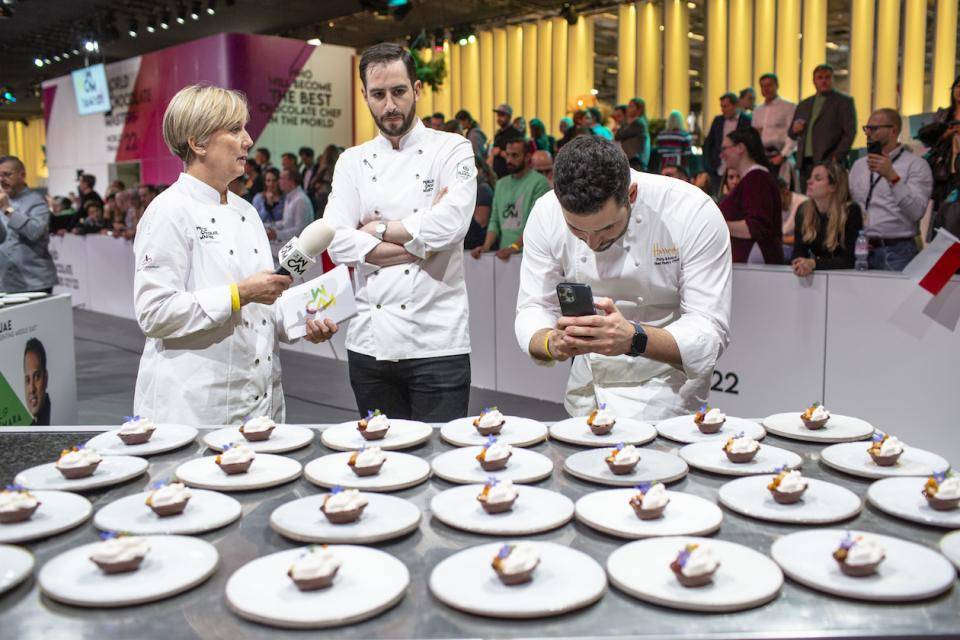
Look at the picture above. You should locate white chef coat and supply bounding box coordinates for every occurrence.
[515,170,732,421]
[132,173,291,426]
[324,119,477,360]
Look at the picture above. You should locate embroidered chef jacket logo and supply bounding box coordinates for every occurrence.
[422,178,435,193]
[652,243,679,266]
[196,226,219,241]
[456,160,476,182]
[137,253,154,271]
[305,285,336,314]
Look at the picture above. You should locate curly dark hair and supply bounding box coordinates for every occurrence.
[554,136,630,215]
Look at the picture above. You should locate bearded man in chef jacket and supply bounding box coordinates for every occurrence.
[515,136,732,420]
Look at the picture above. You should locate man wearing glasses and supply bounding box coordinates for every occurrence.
[849,108,933,271]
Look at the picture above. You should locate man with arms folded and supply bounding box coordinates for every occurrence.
[515,137,732,420]
[324,43,477,420]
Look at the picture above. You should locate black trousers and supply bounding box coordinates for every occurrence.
[347,351,471,422]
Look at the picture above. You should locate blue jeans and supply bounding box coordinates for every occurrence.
[868,241,918,271]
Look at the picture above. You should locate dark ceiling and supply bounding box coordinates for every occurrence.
[0,0,575,119]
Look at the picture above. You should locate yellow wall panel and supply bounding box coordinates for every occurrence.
[479,31,495,135]
[493,28,507,110]
[874,0,901,112]
[461,39,481,124]
[537,20,554,135]
[901,0,927,116]
[849,0,874,147]
[523,23,539,123]
[932,0,959,110]
[775,0,801,103]
[705,0,728,130]
[618,3,637,106]
[728,0,753,95]
[664,0,689,119]
[801,0,827,98]
[551,18,569,133]
[753,0,775,85]
[638,0,663,118]
[507,25,524,116]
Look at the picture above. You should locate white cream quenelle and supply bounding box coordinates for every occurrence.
[289,547,342,580]
[935,476,960,500]
[610,444,640,464]
[776,470,807,493]
[808,405,830,421]
[680,545,719,577]
[119,416,156,434]
[147,482,192,507]
[844,537,885,566]
[701,408,726,424]
[0,490,38,512]
[90,536,150,563]
[879,436,904,456]
[242,416,276,433]
[590,406,616,426]
[727,435,760,454]
[640,483,668,509]
[56,448,102,469]
[323,489,368,513]
[354,446,386,467]
[219,444,255,465]
[483,441,513,462]
[486,480,518,503]
[364,413,391,433]
[477,409,505,429]
[497,543,540,574]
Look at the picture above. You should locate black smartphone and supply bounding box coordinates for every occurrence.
[556,282,596,317]
[866,140,883,155]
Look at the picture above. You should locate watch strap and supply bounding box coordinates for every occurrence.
[628,321,648,357]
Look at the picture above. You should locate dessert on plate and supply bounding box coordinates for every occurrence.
[287,545,341,591]
[629,481,669,519]
[867,432,904,467]
[357,410,391,441]
[800,402,830,430]
[348,445,386,477]
[320,486,369,523]
[723,432,760,463]
[833,532,885,577]
[491,542,539,585]
[56,445,102,479]
[117,415,156,445]
[0,484,41,524]
[90,532,150,574]
[473,407,506,436]
[605,443,640,475]
[694,405,726,434]
[670,543,719,587]
[239,416,276,442]
[145,480,192,517]
[477,478,518,514]
[476,436,512,471]
[586,403,616,436]
[215,442,255,475]
[922,471,960,511]
[767,466,808,504]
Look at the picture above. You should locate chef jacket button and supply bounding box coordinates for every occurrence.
[229,249,234,255]
[624,245,630,252]
[254,248,258,254]
[373,153,377,158]
[415,174,420,179]
[376,304,382,309]
[635,217,641,223]
[417,149,423,154]
[404,269,410,275]
[268,355,272,362]
[253,395,258,401]
[401,304,406,310]
[262,319,267,326]
[211,218,216,223]
[372,176,377,182]
[413,208,418,213]
[580,256,587,263]
[241,216,245,222]
[255,358,260,365]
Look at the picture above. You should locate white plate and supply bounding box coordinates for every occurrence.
[431,447,553,485]
[549,416,657,448]
[762,412,874,443]
[939,531,960,571]
[655,415,766,444]
[0,545,34,596]
[85,424,198,457]
[820,442,950,479]
[440,416,548,448]
[320,419,433,451]
[0,491,92,544]
[429,542,606,618]
[607,536,783,612]
[94,489,242,535]
[563,449,688,487]
[0,295,31,304]
[575,489,723,539]
[38,535,218,607]
[303,452,430,492]
[176,454,301,491]
[867,477,960,529]
[226,545,409,629]
[430,485,574,535]
[15,456,149,492]
[771,529,956,602]
[202,424,314,453]
[679,442,802,477]
[4,291,48,300]
[270,493,421,544]
[718,476,862,524]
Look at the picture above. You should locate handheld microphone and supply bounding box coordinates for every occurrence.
[275,220,336,277]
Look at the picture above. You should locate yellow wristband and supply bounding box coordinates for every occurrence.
[510,242,521,251]
[543,331,554,361]
[230,283,241,312]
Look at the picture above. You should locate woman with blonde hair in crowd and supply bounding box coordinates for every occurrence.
[791,162,863,275]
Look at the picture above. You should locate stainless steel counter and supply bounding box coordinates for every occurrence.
[1,427,958,640]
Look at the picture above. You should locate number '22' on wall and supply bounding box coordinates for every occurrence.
[711,370,740,395]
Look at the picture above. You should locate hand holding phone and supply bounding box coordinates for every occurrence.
[557,282,596,317]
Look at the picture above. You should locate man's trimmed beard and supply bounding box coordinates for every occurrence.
[375,103,417,137]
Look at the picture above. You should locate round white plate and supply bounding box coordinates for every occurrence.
[563,449,688,487]
[303,452,430,492]
[607,536,783,612]
[226,545,409,629]
[440,416,548,448]
[575,489,723,539]
[0,545,34,596]
[431,447,553,485]
[655,415,766,444]
[679,442,802,477]
[0,490,92,544]
[430,485,574,535]
[820,442,950,479]
[762,413,874,443]
[548,417,657,448]
[867,477,960,529]
[429,542,606,618]
[175,454,301,491]
[939,531,960,571]
[718,476,862,524]
[771,529,956,602]
[38,535,218,607]
[202,425,314,453]
[270,493,421,544]
[15,456,149,492]
[321,419,433,451]
[94,489,242,535]
[85,424,198,457]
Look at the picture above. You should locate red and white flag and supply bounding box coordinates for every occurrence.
[902,229,960,296]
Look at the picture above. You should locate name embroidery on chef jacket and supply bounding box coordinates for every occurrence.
[422,178,435,193]
[652,242,679,266]
[195,225,219,242]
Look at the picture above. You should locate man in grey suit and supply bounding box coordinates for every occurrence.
[788,64,857,187]
[0,155,57,293]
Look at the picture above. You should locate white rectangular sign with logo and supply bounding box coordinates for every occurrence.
[278,265,357,340]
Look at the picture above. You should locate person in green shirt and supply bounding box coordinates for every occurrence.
[470,138,551,261]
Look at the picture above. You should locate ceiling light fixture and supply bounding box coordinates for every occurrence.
[128,19,139,37]
[190,2,201,20]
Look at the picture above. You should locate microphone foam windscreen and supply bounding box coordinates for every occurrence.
[298,220,336,257]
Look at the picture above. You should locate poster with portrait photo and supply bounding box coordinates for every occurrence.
[0,295,78,427]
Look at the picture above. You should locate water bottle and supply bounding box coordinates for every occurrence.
[854,230,869,271]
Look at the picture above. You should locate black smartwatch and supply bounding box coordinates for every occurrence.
[627,321,648,357]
